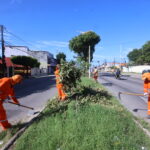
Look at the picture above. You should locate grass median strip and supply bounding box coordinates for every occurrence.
[7,77,150,149]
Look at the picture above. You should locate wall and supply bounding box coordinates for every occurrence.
[122,65,150,73]
[5,46,56,75]
[5,46,30,57]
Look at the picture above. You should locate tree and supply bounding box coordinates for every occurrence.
[142,41,150,64]
[11,56,40,76]
[56,52,66,64]
[127,49,142,64]
[69,31,100,62]
[76,57,89,76]
[127,41,150,65]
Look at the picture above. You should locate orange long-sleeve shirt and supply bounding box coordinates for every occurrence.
[144,79,150,93]
[0,77,19,104]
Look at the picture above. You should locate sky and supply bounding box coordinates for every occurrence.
[0,0,150,66]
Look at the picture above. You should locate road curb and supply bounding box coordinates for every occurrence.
[122,73,141,79]
[134,119,150,138]
[1,107,45,150]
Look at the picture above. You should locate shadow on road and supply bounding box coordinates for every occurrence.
[101,73,115,77]
[102,82,113,86]
[117,78,127,80]
[14,76,56,98]
[133,108,147,112]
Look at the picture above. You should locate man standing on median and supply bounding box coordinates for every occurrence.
[93,67,99,82]
[54,64,67,101]
[0,75,23,130]
[142,70,150,118]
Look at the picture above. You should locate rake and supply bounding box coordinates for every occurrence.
[118,92,144,100]
[5,100,38,116]
[7,101,34,110]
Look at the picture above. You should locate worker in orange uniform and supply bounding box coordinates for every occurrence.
[142,70,150,118]
[0,75,23,130]
[93,67,99,82]
[54,64,67,101]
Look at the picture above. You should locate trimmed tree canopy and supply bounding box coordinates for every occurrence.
[11,56,40,68]
[69,31,100,62]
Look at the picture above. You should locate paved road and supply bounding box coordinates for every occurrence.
[3,75,57,125]
[98,72,150,122]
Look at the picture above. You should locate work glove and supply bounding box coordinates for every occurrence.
[144,93,148,96]
[4,99,10,103]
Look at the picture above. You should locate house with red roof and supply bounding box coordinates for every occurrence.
[0,57,25,77]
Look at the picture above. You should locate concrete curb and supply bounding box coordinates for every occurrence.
[1,107,45,150]
[1,102,68,150]
[122,73,141,79]
[134,119,150,138]
[1,124,29,150]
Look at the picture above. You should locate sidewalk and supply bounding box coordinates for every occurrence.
[122,72,141,79]
[30,73,55,78]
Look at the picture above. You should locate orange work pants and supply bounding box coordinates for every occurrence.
[148,96,150,116]
[57,84,67,101]
[94,75,98,81]
[0,101,11,130]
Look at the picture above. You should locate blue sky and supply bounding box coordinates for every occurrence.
[0,0,150,65]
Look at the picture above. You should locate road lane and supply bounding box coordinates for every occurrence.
[98,72,149,122]
[3,75,57,125]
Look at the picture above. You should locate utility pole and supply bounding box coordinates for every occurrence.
[120,45,122,68]
[0,25,6,77]
[89,45,91,78]
[114,57,115,66]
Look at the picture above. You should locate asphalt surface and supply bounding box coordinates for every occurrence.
[3,75,57,125]
[2,72,148,126]
[98,72,150,122]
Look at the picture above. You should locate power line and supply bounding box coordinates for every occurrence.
[4,29,40,49]
[4,29,32,45]
[5,41,34,57]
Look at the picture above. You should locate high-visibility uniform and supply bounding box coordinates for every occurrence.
[142,73,150,116]
[54,69,67,101]
[93,68,98,81]
[0,77,19,130]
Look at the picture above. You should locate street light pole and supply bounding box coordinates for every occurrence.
[89,45,91,78]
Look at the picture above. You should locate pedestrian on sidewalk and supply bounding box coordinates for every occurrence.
[54,64,67,101]
[93,67,98,82]
[142,70,150,118]
[0,75,23,130]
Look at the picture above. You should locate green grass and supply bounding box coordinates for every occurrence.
[14,102,150,150]
[0,123,25,148]
[2,77,150,150]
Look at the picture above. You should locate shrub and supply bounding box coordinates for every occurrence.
[59,60,82,93]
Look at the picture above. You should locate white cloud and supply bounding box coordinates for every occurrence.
[120,47,133,58]
[95,45,103,50]
[93,54,105,59]
[36,41,69,48]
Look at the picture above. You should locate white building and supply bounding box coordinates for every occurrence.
[5,46,56,75]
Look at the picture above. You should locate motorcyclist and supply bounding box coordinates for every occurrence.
[115,68,121,79]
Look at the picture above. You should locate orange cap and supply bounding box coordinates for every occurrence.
[11,75,23,84]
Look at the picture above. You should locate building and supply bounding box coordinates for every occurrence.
[5,46,56,75]
[0,57,24,77]
[100,62,127,72]
[28,50,56,74]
